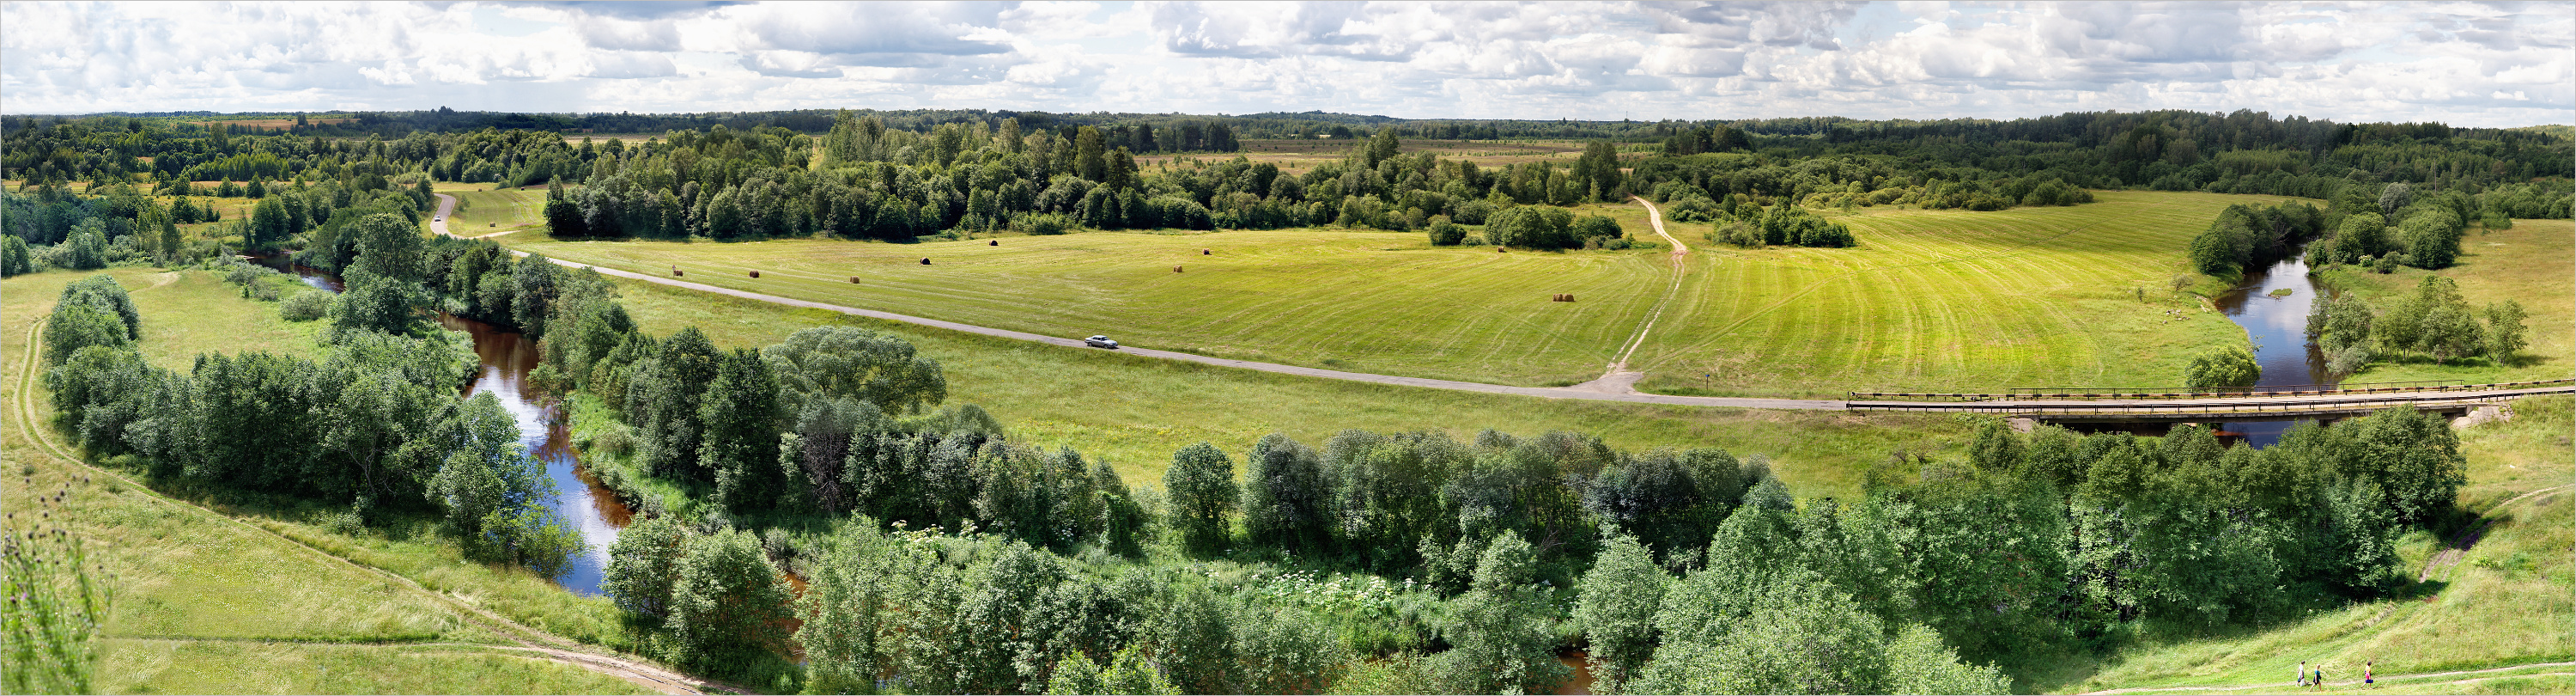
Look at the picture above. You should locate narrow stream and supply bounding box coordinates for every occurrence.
[441,314,632,596]
[266,259,631,595]
[2210,247,2334,446]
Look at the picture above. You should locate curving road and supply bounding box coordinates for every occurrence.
[432,193,2573,414]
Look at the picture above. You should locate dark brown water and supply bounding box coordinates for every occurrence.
[440,314,634,595]
[1555,649,1596,695]
[2210,247,2333,446]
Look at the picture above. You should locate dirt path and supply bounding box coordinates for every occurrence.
[2419,483,2570,583]
[1592,196,1690,385]
[10,316,729,695]
[2081,662,2576,693]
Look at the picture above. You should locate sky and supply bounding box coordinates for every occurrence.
[3,1,2570,127]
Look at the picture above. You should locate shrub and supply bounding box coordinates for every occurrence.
[2184,345,2260,390]
[1019,213,1073,235]
[1427,219,1467,246]
[278,290,334,321]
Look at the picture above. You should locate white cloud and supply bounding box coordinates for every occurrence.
[0,0,2566,127]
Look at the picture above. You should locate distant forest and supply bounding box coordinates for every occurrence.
[3,107,2568,269]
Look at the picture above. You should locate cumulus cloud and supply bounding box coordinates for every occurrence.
[0,0,2566,127]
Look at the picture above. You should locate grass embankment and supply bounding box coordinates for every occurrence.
[593,272,1972,495]
[2316,219,2573,385]
[2053,394,2575,695]
[511,190,2271,398]
[1,266,654,694]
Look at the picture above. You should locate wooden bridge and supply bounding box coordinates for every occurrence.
[1846,379,2576,425]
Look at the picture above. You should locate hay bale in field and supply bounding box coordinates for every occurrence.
[748,270,760,278]
[920,258,933,265]
[671,266,683,277]
[990,240,999,246]
[849,276,861,284]
[1174,266,1183,272]
[1202,248,1211,255]
[1564,293,1575,302]
[1498,247,1509,253]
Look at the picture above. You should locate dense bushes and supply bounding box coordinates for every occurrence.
[2187,200,2324,276]
[2306,275,2527,372]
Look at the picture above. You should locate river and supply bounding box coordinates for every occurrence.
[264,258,631,595]
[2210,247,2335,446]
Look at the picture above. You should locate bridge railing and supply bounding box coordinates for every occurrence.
[1849,378,2573,403]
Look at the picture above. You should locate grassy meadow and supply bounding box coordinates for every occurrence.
[509,190,2277,398]
[2316,219,2574,386]
[435,181,551,236]
[1,267,653,694]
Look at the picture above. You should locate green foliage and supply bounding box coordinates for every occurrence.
[1483,205,1577,249]
[2482,299,2528,363]
[0,235,33,277]
[432,393,583,571]
[1242,433,1331,553]
[666,528,793,672]
[277,289,334,321]
[1575,534,1667,692]
[2183,344,2259,389]
[2189,201,2323,275]
[59,219,109,270]
[40,302,130,367]
[1425,218,1465,246]
[602,515,690,621]
[1433,532,1568,694]
[699,348,786,511]
[759,325,947,416]
[1163,442,1240,553]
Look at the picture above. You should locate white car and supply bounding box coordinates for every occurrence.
[1084,335,1120,349]
[434,216,442,222]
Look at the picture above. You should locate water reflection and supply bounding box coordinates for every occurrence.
[2211,247,2333,446]
[442,314,631,595]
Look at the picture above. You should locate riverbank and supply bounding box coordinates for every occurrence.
[2307,220,2573,386]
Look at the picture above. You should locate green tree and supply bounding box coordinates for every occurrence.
[1242,433,1330,553]
[2184,345,2259,390]
[1,235,34,277]
[60,219,108,270]
[1435,531,1568,694]
[1075,126,1108,182]
[1576,534,1668,692]
[698,348,785,511]
[40,302,130,367]
[759,326,947,415]
[602,514,690,620]
[666,528,793,671]
[2483,300,2528,363]
[1163,442,1239,553]
[430,393,580,571]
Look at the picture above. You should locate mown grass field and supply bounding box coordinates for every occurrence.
[2316,219,2574,386]
[2050,395,2575,694]
[435,181,550,236]
[1631,191,2281,396]
[0,267,653,694]
[597,273,1974,496]
[522,227,1675,387]
[510,190,2275,398]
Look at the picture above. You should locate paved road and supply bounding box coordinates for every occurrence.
[430,193,1844,411]
[433,193,2570,415]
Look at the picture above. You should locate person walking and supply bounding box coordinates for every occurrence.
[2299,661,2310,687]
[2365,660,2373,686]
[2315,665,2327,690]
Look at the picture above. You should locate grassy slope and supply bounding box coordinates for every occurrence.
[508,191,2272,397]
[0,267,651,695]
[437,181,550,235]
[599,273,1971,496]
[1634,191,2273,397]
[2316,219,2574,385]
[2054,395,2575,694]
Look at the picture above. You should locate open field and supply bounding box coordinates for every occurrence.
[1631,191,2281,397]
[1139,138,1595,169]
[520,227,1674,388]
[510,191,2270,398]
[598,272,1972,495]
[1,268,655,693]
[2050,395,2575,694]
[435,181,550,235]
[2316,219,2574,385]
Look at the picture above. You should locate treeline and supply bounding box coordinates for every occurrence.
[36,260,581,571]
[2307,275,2528,376]
[2188,178,2522,278]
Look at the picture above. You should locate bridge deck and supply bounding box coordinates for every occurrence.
[1848,385,2573,419]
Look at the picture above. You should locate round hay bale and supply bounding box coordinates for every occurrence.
[1202,248,1211,255]
[849,276,862,284]
[1564,293,1575,302]
[920,258,933,265]
[1497,247,1508,253]
[990,240,999,246]
[748,270,760,278]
